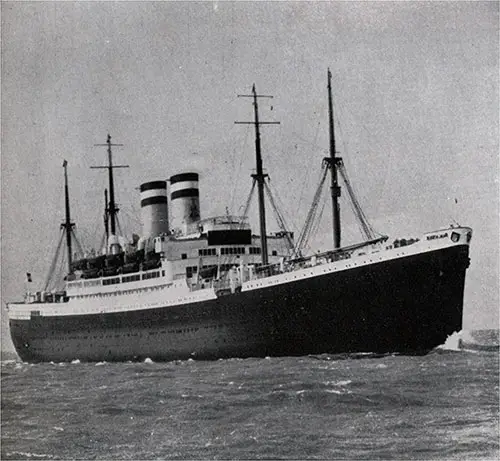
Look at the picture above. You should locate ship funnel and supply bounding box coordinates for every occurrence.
[140,180,169,239]
[169,172,200,235]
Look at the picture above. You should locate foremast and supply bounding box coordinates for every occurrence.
[61,160,75,274]
[326,68,342,249]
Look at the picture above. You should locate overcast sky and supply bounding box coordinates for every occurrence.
[1,1,498,351]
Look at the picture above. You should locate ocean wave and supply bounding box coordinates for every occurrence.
[436,329,499,353]
[437,331,463,351]
[324,379,352,387]
[6,452,53,459]
[309,352,395,361]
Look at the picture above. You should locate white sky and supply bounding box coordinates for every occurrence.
[1,1,498,350]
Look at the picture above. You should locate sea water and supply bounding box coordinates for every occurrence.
[1,341,498,460]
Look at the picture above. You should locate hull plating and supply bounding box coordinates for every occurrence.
[10,245,469,362]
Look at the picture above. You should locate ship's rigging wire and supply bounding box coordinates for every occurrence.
[86,212,104,253]
[116,216,124,240]
[333,95,390,227]
[294,159,385,256]
[71,229,85,260]
[271,184,299,236]
[294,164,329,255]
[332,96,384,241]
[241,179,257,223]
[120,206,142,228]
[263,181,295,256]
[307,188,328,253]
[295,121,322,217]
[262,150,301,237]
[338,164,379,241]
[229,124,251,215]
[43,230,65,291]
[98,231,106,255]
[52,247,67,292]
[292,93,385,252]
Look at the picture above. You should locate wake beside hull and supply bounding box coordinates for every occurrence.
[9,244,470,362]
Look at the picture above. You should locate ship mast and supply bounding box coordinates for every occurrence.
[236,85,279,265]
[326,69,342,249]
[61,160,75,274]
[91,134,128,238]
[104,188,109,250]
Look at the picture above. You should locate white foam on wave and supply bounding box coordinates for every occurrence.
[324,379,352,387]
[144,357,154,363]
[71,359,80,364]
[7,452,52,459]
[438,329,499,351]
[437,330,463,351]
[95,361,107,366]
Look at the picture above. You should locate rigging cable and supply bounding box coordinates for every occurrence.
[239,179,257,229]
[229,124,251,214]
[338,163,380,241]
[307,188,328,253]
[267,178,300,238]
[98,231,106,255]
[116,216,124,240]
[295,121,322,215]
[43,230,65,291]
[52,246,67,292]
[263,181,295,256]
[71,229,85,260]
[294,164,329,255]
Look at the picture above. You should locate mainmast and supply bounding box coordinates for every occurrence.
[326,69,342,249]
[91,134,128,238]
[61,160,75,274]
[236,85,280,266]
[104,189,109,248]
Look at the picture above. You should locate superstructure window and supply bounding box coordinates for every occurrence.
[221,247,245,255]
[249,247,261,255]
[199,248,217,256]
[103,277,120,286]
[123,274,141,283]
[181,253,188,260]
[142,271,160,280]
[272,250,278,256]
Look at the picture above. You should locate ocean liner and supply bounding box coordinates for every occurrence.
[7,71,472,362]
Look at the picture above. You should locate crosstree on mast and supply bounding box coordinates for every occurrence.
[235,85,280,266]
[91,134,129,237]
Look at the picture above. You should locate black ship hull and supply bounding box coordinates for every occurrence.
[10,244,470,362]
